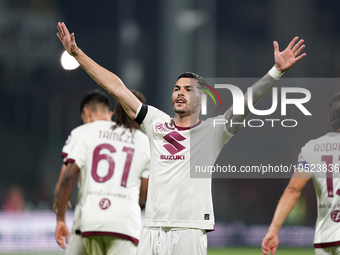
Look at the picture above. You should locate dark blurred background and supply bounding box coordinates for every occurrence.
[0,0,340,227]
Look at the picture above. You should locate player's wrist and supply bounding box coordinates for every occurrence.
[71,48,81,57]
[268,224,280,234]
[57,215,66,222]
[268,65,284,80]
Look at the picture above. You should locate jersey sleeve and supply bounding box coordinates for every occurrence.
[295,152,308,169]
[61,133,73,159]
[64,130,87,170]
[61,126,83,160]
[213,115,233,149]
[295,145,316,178]
[138,131,151,179]
[141,165,150,179]
[137,105,170,137]
[134,103,148,125]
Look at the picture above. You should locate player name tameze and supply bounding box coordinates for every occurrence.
[314,142,340,152]
[98,130,135,144]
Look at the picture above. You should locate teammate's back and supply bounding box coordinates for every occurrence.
[55,89,150,255]
[262,93,340,255]
[298,132,340,247]
[66,120,149,241]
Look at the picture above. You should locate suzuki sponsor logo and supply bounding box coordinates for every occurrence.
[161,131,186,160]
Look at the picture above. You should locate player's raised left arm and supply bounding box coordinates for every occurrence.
[261,171,311,255]
[55,162,79,249]
[225,36,306,135]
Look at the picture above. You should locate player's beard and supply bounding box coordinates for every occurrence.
[173,104,188,114]
[173,100,200,115]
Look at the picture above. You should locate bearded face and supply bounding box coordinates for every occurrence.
[172,78,202,116]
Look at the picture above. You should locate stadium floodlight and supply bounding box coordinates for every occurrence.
[60,50,80,70]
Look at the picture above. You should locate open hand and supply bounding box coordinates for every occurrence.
[57,22,80,57]
[274,36,306,73]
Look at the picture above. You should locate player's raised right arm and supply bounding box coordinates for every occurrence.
[56,22,140,119]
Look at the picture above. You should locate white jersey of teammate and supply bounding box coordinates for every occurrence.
[297,132,340,248]
[62,125,85,235]
[65,120,150,244]
[136,105,232,230]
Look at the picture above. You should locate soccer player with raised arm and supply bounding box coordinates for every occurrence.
[55,89,150,255]
[56,21,306,254]
[262,93,340,255]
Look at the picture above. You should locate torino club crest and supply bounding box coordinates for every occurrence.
[155,122,173,133]
[99,198,111,210]
[331,210,340,223]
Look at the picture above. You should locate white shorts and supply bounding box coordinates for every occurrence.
[65,234,86,255]
[83,235,137,255]
[315,246,340,255]
[136,227,207,255]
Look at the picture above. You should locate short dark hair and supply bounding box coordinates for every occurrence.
[112,90,146,132]
[177,72,206,85]
[80,89,111,114]
[329,93,340,131]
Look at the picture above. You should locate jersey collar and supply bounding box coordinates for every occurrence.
[174,120,202,131]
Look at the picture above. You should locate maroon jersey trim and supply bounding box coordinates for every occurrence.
[314,241,340,248]
[65,158,75,164]
[82,231,139,244]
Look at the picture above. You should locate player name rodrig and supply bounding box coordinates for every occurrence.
[314,142,340,152]
[160,155,185,160]
[98,130,135,144]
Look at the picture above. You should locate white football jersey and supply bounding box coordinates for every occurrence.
[136,105,232,230]
[62,125,84,159]
[62,125,84,234]
[65,120,150,243]
[297,132,340,248]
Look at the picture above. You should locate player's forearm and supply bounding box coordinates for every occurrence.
[268,187,301,234]
[245,73,278,111]
[139,191,147,209]
[74,50,140,118]
[54,183,60,199]
[139,178,148,210]
[55,164,67,198]
[225,73,277,134]
[56,174,75,221]
[75,50,126,99]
